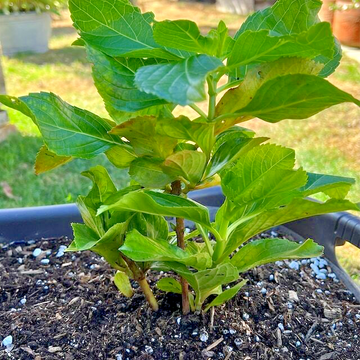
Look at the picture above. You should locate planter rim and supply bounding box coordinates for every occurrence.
[0,186,359,301]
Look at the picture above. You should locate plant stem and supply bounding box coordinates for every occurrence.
[171,180,190,315]
[197,223,213,256]
[138,278,159,311]
[216,79,242,94]
[189,104,208,119]
[122,255,159,311]
[207,77,217,121]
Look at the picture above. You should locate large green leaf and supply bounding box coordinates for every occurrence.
[222,144,308,210]
[154,20,233,58]
[231,238,323,273]
[228,23,334,70]
[120,230,211,270]
[236,0,321,36]
[34,145,72,175]
[235,0,339,76]
[110,116,177,158]
[164,150,207,186]
[128,213,169,241]
[69,0,186,60]
[235,74,360,122]
[129,157,176,188]
[156,116,215,156]
[0,93,121,158]
[98,190,211,227]
[301,173,355,199]
[223,198,359,259]
[87,46,168,120]
[205,136,267,179]
[69,223,128,271]
[213,126,255,151]
[135,55,223,106]
[153,20,217,55]
[204,279,247,312]
[216,57,323,116]
[105,145,137,169]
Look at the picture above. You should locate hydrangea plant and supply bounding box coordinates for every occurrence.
[1,0,359,314]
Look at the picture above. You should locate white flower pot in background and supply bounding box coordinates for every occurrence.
[0,12,51,56]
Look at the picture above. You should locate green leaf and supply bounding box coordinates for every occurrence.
[82,165,117,206]
[34,145,72,175]
[157,277,182,294]
[231,238,323,273]
[204,279,247,312]
[153,261,239,306]
[135,55,223,106]
[87,46,168,119]
[114,271,133,297]
[236,0,321,36]
[93,223,129,270]
[164,150,207,186]
[301,173,355,199]
[222,144,307,210]
[110,116,177,158]
[235,74,360,122]
[76,195,105,237]
[105,145,137,169]
[205,136,267,179]
[153,20,218,55]
[69,0,186,60]
[67,223,127,271]
[0,93,122,158]
[214,126,255,151]
[129,157,176,188]
[228,23,334,70]
[128,213,169,241]
[120,230,211,270]
[98,189,211,227]
[235,0,339,76]
[69,223,100,251]
[192,263,239,303]
[316,38,342,78]
[156,116,215,156]
[216,57,323,116]
[224,198,359,258]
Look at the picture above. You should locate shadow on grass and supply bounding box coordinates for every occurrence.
[52,26,77,38]
[12,46,87,66]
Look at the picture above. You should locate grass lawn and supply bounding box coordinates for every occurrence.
[0,0,359,281]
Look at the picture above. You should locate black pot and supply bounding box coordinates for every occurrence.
[1,186,359,300]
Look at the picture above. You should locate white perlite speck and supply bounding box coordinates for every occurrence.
[32,248,42,257]
[200,330,209,342]
[56,245,67,258]
[2,335,12,347]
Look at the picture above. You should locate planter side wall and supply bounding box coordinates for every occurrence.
[0,12,52,56]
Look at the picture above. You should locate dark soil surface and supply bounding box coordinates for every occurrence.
[0,235,359,360]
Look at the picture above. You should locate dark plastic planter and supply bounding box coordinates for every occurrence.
[1,187,359,300]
